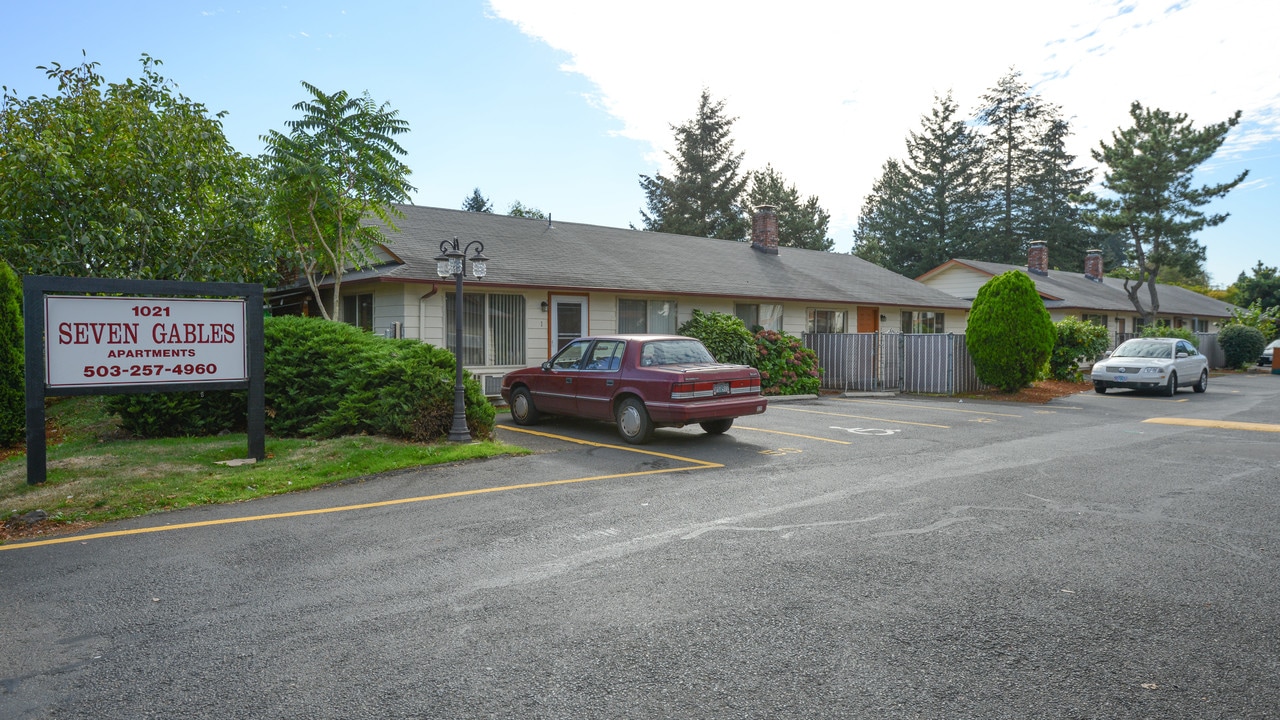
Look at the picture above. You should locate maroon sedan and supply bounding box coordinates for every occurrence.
[500,335,767,444]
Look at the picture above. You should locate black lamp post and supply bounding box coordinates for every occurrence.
[435,237,489,442]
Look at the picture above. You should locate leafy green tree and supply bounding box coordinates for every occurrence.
[745,165,833,251]
[507,200,546,219]
[262,82,414,322]
[1077,102,1247,325]
[1226,300,1278,343]
[0,260,23,447]
[1234,261,1280,312]
[853,93,991,278]
[639,89,749,240]
[1049,317,1109,381]
[0,55,272,282]
[966,270,1055,392]
[462,188,493,213]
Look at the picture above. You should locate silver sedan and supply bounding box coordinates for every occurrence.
[1090,337,1209,396]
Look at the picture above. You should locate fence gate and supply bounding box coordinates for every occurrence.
[804,333,987,395]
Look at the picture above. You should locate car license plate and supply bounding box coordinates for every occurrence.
[713,382,730,396]
[1115,375,1127,382]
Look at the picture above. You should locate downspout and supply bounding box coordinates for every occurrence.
[419,284,438,342]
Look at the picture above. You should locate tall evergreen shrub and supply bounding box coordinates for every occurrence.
[0,261,23,446]
[966,270,1055,392]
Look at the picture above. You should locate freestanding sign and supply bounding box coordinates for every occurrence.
[24,276,265,485]
[45,296,248,388]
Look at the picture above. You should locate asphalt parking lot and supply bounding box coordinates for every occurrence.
[2,373,1278,719]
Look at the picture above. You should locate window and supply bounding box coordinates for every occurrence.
[618,299,677,334]
[1081,314,1108,328]
[735,303,783,332]
[1190,318,1210,332]
[1133,317,1147,333]
[900,311,945,333]
[341,293,374,332]
[583,340,625,371]
[446,292,527,366]
[806,308,846,334]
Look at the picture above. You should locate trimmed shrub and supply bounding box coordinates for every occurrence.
[1219,323,1266,369]
[753,329,821,396]
[0,261,23,446]
[677,309,756,365]
[1049,317,1110,381]
[1140,322,1199,348]
[966,270,1056,392]
[108,315,495,441]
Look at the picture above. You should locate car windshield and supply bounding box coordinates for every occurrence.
[1112,340,1173,359]
[640,339,716,366]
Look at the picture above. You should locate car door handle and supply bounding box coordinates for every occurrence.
[564,378,573,385]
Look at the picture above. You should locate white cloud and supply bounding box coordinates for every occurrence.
[489,0,1279,247]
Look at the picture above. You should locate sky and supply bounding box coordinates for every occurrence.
[2,0,1275,288]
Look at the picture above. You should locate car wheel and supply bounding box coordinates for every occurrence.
[1163,371,1177,397]
[509,387,541,426]
[615,397,654,445]
[1193,369,1208,393]
[1094,382,1107,394]
[700,419,734,435]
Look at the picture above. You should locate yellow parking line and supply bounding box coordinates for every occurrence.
[776,406,950,429]
[735,426,853,444]
[1143,417,1280,433]
[840,398,1022,418]
[2,428,719,552]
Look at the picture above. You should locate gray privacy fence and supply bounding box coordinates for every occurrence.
[803,333,988,395]
[1113,332,1224,368]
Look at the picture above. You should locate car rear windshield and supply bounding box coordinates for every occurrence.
[640,339,716,366]
[1112,340,1173,359]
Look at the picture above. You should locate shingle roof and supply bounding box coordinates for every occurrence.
[353,205,971,310]
[933,258,1237,318]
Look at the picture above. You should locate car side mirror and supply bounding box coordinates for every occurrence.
[541,361,552,371]
[1176,351,1189,358]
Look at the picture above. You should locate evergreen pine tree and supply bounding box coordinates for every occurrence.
[746,165,833,251]
[639,89,749,240]
[461,188,493,213]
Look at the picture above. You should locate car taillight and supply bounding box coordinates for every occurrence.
[671,378,760,399]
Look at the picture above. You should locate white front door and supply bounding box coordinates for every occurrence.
[550,296,588,353]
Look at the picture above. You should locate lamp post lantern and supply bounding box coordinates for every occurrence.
[435,237,489,442]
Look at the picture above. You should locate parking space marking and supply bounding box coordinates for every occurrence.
[840,398,1023,418]
[1,428,721,552]
[735,426,853,444]
[776,406,950,429]
[1143,417,1280,433]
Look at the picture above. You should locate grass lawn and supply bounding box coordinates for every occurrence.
[1,396,526,543]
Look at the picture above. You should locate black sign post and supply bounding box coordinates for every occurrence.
[23,276,265,485]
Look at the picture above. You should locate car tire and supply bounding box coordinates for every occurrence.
[509,387,541,426]
[700,419,734,435]
[1193,369,1208,393]
[616,397,654,445]
[1094,382,1107,394]
[1163,371,1177,397]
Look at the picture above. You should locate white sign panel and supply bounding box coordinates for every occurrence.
[45,296,248,388]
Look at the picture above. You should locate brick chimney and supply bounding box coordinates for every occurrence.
[1084,249,1104,282]
[751,205,780,255]
[1027,240,1048,276]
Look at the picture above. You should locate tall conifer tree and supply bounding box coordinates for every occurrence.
[639,90,749,240]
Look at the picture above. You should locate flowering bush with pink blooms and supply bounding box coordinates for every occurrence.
[753,330,822,396]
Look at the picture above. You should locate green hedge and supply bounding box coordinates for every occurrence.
[677,309,756,365]
[1049,317,1110,381]
[1219,324,1266,370]
[107,315,495,441]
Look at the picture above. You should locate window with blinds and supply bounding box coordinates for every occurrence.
[446,293,526,366]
